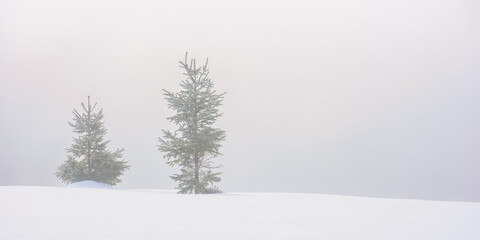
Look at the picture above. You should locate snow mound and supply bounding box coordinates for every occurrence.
[68,180,112,189]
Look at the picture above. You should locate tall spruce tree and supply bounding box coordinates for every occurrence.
[158,53,226,194]
[56,97,129,186]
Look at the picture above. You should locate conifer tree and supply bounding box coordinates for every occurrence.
[56,97,129,186]
[158,53,226,194]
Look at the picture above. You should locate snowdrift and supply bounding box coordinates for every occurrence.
[0,186,479,240]
[68,180,112,189]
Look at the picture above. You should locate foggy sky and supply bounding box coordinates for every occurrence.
[1,0,479,201]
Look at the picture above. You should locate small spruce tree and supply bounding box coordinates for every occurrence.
[158,53,226,194]
[56,97,129,186]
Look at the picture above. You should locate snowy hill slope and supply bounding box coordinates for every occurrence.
[0,186,479,240]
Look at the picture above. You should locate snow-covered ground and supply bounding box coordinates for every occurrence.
[1,185,479,240]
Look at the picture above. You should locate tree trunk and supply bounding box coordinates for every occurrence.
[194,153,199,194]
[193,73,200,194]
[87,98,91,175]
